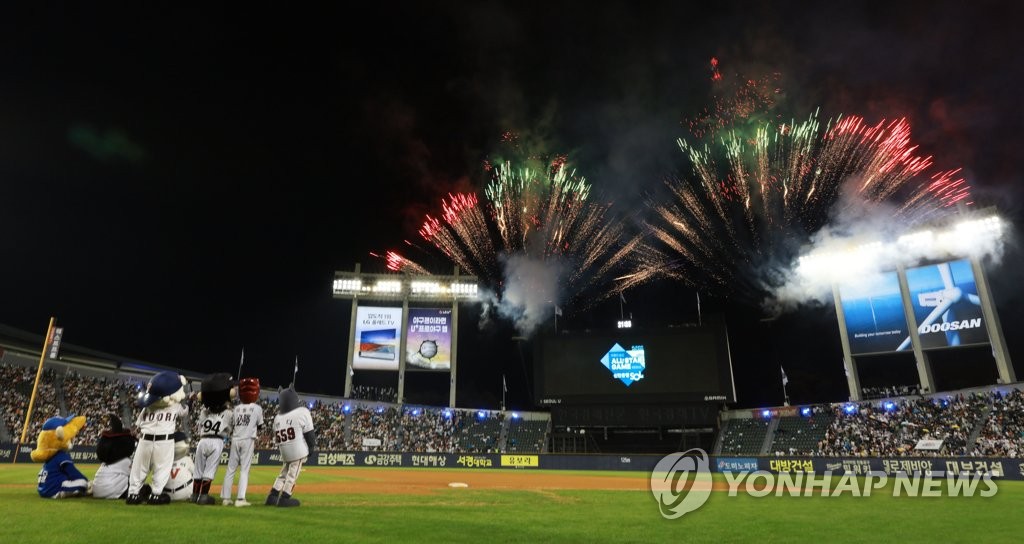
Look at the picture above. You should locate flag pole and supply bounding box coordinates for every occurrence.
[781,366,790,406]
[292,355,298,387]
[696,291,702,326]
[237,347,245,380]
[15,317,56,464]
[501,374,506,412]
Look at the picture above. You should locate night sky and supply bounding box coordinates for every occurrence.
[3,2,1024,411]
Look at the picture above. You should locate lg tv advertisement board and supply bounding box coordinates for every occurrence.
[353,305,403,370]
[905,259,988,349]
[838,271,911,354]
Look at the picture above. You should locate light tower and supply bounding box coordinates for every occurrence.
[332,264,479,407]
[798,210,1013,401]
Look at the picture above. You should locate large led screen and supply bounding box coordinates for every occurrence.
[352,306,403,370]
[838,271,911,354]
[905,259,988,349]
[534,325,734,405]
[404,308,452,371]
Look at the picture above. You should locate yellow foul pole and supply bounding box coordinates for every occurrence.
[13,317,56,464]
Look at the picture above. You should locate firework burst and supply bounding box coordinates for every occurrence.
[643,109,972,301]
[405,158,636,309]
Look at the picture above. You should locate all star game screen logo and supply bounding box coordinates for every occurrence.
[601,343,646,386]
[533,326,734,404]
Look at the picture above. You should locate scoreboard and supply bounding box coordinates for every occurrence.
[534,323,735,405]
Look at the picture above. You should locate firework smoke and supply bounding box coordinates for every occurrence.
[642,108,976,309]
[409,158,637,335]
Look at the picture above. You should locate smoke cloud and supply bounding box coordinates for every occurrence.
[767,185,1008,313]
[477,254,565,337]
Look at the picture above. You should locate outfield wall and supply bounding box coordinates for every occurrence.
[4,443,1022,480]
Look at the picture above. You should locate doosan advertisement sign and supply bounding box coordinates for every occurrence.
[905,260,988,349]
[838,271,910,354]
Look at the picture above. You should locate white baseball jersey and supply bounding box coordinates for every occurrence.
[135,403,188,435]
[93,458,131,499]
[198,407,233,439]
[164,455,194,501]
[129,403,188,496]
[273,407,314,462]
[230,403,263,439]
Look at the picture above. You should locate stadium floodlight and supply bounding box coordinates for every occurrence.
[795,212,1006,287]
[333,269,479,302]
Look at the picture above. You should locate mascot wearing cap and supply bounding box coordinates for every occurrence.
[267,385,315,507]
[163,432,195,501]
[93,414,137,499]
[222,377,264,507]
[126,370,189,505]
[192,373,234,504]
[32,414,90,498]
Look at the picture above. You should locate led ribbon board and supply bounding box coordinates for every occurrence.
[600,343,646,386]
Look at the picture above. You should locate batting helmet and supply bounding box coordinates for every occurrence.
[238,377,261,403]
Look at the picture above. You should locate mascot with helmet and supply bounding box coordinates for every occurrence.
[126,370,189,505]
[220,377,264,507]
[32,414,90,498]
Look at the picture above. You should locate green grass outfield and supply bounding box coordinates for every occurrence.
[2,464,1021,543]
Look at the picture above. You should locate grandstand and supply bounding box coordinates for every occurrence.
[4,324,1024,460]
[0,347,551,454]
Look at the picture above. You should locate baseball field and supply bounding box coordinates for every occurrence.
[2,464,1021,543]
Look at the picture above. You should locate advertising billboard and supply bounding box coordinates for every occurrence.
[838,271,911,354]
[353,306,403,370]
[404,308,452,371]
[905,259,988,349]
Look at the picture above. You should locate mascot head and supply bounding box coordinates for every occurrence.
[103,413,125,434]
[199,372,236,411]
[238,377,261,404]
[30,414,87,463]
[138,371,187,409]
[278,386,300,414]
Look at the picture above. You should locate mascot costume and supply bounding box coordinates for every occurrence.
[267,386,315,507]
[222,377,264,507]
[192,373,234,504]
[127,370,189,505]
[93,414,136,499]
[32,414,90,498]
[163,431,195,501]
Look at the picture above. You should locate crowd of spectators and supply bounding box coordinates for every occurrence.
[0,363,61,442]
[972,389,1024,457]
[861,385,922,400]
[350,385,397,403]
[2,363,551,455]
[816,393,990,457]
